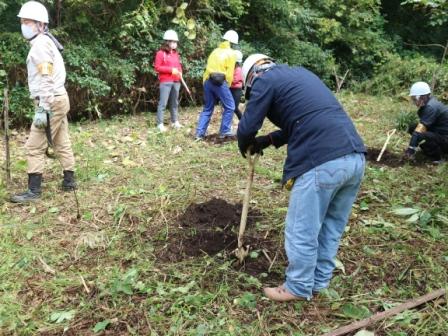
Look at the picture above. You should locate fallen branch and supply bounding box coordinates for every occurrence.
[321,288,446,336]
[80,275,91,294]
[38,256,56,275]
[376,129,396,162]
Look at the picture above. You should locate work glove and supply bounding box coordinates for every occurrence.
[240,135,272,158]
[33,106,51,129]
[172,68,181,76]
[403,146,416,161]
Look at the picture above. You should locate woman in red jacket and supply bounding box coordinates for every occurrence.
[154,30,183,132]
[230,50,244,120]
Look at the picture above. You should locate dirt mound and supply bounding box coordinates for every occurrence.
[204,133,237,144]
[157,198,284,281]
[160,198,261,259]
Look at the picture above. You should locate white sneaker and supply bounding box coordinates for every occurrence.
[157,124,167,132]
[172,121,183,129]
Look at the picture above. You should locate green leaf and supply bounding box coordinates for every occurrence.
[406,213,419,223]
[249,250,259,259]
[50,310,76,323]
[354,330,375,336]
[342,303,371,319]
[49,207,59,214]
[187,19,196,30]
[359,201,369,211]
[93,320,110,333]
[234,292,257,309]
[165,6,174,13]
[334,258,345,274]
[186,31,196,40]
[391,207,419,216]
[176,7,185,18]
[180,2,188,10]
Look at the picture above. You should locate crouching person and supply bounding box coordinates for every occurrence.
[11,1,76,203]
[404,81,448,164]
[237,54,366,301]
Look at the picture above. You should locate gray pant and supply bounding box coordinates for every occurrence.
[157,82,180,125]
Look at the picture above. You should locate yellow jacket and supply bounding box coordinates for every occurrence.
[203,41,236,84]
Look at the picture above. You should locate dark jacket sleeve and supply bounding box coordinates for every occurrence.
[409,104,437,147]
[269,129,288,148]
[237,77,275,152]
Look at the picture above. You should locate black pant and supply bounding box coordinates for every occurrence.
[408,123,448,160]
[230,88,242,120]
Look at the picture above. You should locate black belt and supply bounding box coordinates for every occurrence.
[34,93,65,102]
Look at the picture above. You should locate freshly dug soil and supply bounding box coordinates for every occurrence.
[157,198,284,281]
[366,147,426,167]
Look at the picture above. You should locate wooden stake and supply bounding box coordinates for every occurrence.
[3,88,11,184]
[376,129,396,162]
[235,152,259,263]
[321,288,446,336]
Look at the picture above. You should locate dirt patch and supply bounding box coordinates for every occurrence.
[157,198,284,280]
[366,147,426,167]
[204,133,237,144]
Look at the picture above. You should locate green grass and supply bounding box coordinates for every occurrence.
[0,93,447,335]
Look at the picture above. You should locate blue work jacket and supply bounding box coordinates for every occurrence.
[237,65,366,183]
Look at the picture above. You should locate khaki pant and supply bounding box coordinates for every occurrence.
[26,93,75,174]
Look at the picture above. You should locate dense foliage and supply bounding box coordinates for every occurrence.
[0,0,447,125]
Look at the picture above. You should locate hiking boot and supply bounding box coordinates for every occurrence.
[10,173,42,203]
[62,170,77,191]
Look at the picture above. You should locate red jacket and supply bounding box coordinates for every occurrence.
[231,65,243,89]
[154,49,182,83]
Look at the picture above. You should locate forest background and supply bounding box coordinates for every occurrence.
[0,0,447,125]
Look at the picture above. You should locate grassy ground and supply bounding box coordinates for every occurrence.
[0,93,447,336]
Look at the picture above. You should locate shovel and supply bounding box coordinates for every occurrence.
[180,74,195,104]
[235,151,259,263]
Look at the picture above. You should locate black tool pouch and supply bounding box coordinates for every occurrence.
[209,72,225,86]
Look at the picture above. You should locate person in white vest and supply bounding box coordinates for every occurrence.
[11,1,76,203]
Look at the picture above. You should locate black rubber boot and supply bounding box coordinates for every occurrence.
[62,170,77,191]
[10,173,42,203]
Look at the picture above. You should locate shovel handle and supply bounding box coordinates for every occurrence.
[237,151,259,249]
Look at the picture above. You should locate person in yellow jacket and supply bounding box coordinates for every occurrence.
[195,30,238,140]
[11,1,76,203]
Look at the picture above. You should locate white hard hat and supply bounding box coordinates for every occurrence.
[163,30,179,41]
[18,1,49,24]
[409,81,431,96]
[223,30,238,44]
[242,53,271,86]
[234,50,243,63]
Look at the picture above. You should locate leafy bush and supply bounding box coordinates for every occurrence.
[354,53,448,98]
[395,110,418,132]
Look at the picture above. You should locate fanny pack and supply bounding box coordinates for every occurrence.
[209,72,225,86]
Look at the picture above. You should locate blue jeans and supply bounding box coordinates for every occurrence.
[157,82,180,125]
[284,153,365,299]
[196,79,235,137]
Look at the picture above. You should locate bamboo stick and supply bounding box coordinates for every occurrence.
[321,288,446,336]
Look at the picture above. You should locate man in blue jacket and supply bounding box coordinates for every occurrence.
[238,54,366,302]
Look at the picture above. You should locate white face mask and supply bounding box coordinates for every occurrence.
[21,23,37,40]
[169,42,177,50]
